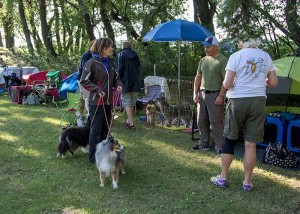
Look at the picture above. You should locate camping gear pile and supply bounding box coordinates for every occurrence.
[0,67,78,105]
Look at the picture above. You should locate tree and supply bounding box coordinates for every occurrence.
[17,0,34,56]
[39,0,57,57]
[217,0,299,57]
[0,31,3,47]
[1,0,15,48]
[193,0,216,33]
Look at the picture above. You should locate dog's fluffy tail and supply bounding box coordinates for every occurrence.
[57,138,69,158]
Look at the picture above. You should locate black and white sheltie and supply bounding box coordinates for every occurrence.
[95,135,125,189]
[57,125,90,158]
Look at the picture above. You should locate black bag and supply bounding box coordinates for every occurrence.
[262,142,299,168]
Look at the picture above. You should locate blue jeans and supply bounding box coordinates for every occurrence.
[88,104,111,163]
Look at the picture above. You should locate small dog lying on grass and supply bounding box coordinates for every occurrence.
[57,124,90,158]
[95,136,125,189]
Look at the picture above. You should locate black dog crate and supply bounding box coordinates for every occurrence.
[257,116,288,149]
[287,120,300,155]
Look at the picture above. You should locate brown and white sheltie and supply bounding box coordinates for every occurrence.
[95,135,125,189]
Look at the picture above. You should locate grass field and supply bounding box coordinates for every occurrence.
[0,94,299,214]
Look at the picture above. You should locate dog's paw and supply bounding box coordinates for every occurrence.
[80,147,89,154]
[99,183,105,188]
[112,180,118,189]
[121,170,126,174]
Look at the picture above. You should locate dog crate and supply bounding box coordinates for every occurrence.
[257,116,288,149]
[286,119,300,155]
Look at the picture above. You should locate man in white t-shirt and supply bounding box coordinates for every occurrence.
[210,39,278,192]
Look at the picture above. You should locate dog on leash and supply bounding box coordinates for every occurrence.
[146,104,157,127]
[57,125,90,158]
[95,135,125,189]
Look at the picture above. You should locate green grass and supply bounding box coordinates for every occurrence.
[0,94,299,214]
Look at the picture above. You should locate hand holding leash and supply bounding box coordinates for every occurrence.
[99,91,105,97]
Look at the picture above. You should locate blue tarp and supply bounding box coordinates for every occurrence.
[59,73,78,100]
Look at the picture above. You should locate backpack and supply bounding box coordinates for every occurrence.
[27,93,39,105]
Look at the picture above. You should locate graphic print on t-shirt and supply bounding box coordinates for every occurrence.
[242,57,265,78]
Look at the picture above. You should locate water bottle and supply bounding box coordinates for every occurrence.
[77,116,83,127]
[22,96,27,105]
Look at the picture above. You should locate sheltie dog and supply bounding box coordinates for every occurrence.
[57,125,90,158]
[95,135,125,189]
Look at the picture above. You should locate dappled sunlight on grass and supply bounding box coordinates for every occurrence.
[255,167,300,189]
[0,117,8,126]
[144,138,300,191]
[0,107,10,112]
[61,207,88,214]
[0,98,10,105]
[0,132,19,142]
[1,95,300,213]
[17,146,42,157]
[144,138,220,168]
[10,113,37,122]
[41,117,61,126]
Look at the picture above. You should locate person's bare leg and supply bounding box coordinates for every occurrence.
[243,141,256,184]
[220,154,234,179]
[125,106,134,126]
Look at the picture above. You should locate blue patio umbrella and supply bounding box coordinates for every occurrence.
[143,19,213,101]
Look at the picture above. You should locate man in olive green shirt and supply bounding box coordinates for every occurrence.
[192,36,228,155]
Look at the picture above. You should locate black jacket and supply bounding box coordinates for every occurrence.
[80,57,122,106]
[117,48,141,93]
[76,50,92,80]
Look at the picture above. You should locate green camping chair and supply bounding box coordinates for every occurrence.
[54,92,82,126]
[46,70,62,88]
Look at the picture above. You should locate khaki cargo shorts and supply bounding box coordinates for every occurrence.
[224,96,266,143]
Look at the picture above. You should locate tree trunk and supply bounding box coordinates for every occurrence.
[78,0,96,41]
[0,31,3,47]
[53,0,62,54]
[2,15,14,48]
[18,0,34,56]
[285,0,300,47]
[193,0,215,34]
[110,0,141,41]
[59,0,67,51]
[27,0,42,53]
[99,0,116,45]
[39,0,57,57]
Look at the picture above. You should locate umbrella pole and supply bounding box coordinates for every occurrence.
[178,42,181,103]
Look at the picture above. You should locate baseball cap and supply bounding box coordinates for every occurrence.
[201,36,219,47]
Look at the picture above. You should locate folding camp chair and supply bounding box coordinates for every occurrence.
[33,71,64,105]
[54,92,82,126]
[137,85,162,105]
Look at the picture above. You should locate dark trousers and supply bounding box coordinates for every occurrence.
[88,104,111,163]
